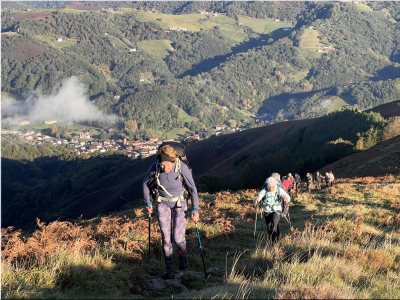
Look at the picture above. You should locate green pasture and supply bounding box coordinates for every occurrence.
[299,28,324,50]
[134,11,212,31]
[106,35,129,50]
[238,16,292,34]
[288,70,309,83]
[327,97,350,113]
[165,127,190,139]
[178,107,198,123]
[1,32,18,36]
[357,3,373,12]
[34,35,76,49]
[298,48,323,59]
[138,39,173,59]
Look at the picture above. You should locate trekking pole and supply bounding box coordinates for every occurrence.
[259,202,264,230]
[253,202,258,247]
[148,212,151,259]
[195,221,207,278]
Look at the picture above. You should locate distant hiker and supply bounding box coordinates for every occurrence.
[327,171,335,187]
[143,144,199,279]
[254,177,290,244]
[282,174,294,193]
[325,173,330,187]
[294,173,301,191]
[306,173,313,193]
[314,171,322,190]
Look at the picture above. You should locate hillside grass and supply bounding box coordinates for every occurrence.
[327,97,350,113]
[357,3,373,12]
[34,35,77,49]
[137,39,173,59]
[165,127,190,140]
[298,48,324,59]
[2,176,400,299]
[300,28,325,51]
[106,35,129,50]
[238,16,292,34]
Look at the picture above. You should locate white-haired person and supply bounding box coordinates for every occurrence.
[254,177,290,243]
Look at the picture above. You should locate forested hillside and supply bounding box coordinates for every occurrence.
[2,101,400,230]
[2,1,399,136]
[2,1,400,229]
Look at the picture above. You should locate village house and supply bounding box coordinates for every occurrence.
[147,143,157,150]
[149,137,158,143]
[129,48,137,52]
[58,37,63,42]
[212,13,218,16]
[11,119,30,126]
[55,140,62,145]
[114,95,120,100]
[89,146,98,153]
[108,128,115,133]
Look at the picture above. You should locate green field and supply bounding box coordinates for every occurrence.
[288,70,310,82]
[165,127,190,139]
[34,35,77,49]
[238,16,292,34]
[1,32,18,37]
[134,11,214,31]
[298,48,323,59]
[299,28,324,51]
[357,3,373,12]
[327,97,350,113]
[138,39,173,59]
[106,35,129,50]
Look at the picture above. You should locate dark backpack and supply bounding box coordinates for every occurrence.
[149,142,192,201]
[158,142,192,174]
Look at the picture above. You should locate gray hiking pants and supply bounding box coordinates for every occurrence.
[156,200,188,264]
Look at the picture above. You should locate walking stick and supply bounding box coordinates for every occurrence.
[195,221,207,278]
[253,202,258,247]
[259,202,264,230]
[148,212,151,259]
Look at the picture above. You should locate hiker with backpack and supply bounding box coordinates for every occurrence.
[283,174,295,199]
[143,143,199,279]
[327,171,335,187]
[314,171,323,190]
[294,173,301,192]
[254,177,291,244]
[282,174,294,193]
[306,173,313,193]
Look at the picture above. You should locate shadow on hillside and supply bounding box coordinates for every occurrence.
[178,28,291,78]
[370,65,400,81]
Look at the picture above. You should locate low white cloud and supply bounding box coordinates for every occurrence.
[1,77,117,125]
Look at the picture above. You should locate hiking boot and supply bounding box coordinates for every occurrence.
[178,249,188,270]
[162,263,174,279]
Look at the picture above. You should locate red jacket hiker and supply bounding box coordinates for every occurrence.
[282,178,294,191]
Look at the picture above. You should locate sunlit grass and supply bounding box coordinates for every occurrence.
[137,39,173,59]
[2,178,400,298]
